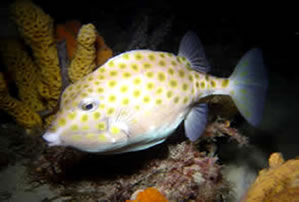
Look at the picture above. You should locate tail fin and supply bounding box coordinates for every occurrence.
[229,49,268,126]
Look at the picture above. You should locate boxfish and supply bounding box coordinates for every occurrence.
[43,32,268,154]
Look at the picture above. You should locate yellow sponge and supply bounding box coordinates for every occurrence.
[68,24,97,83]
[11,0,61,108]
[0,72,42,128]
[0,39,45,111]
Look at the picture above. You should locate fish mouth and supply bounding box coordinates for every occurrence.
[43,131,61,146]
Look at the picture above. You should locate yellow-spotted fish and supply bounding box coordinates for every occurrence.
[43,32,268,153]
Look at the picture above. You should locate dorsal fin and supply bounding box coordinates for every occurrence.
[178,31,211,73]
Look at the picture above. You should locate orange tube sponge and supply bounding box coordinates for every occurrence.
[11,0,61,108]
[0,39,45,112]
[68,23,97,83]
[242,152,299,202]
[55,20,81,60]
[126,187,168,202]
[95,34,113,66]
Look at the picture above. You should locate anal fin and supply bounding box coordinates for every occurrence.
[184,103,208,141]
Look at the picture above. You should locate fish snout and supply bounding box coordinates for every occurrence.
[43,131,61,146]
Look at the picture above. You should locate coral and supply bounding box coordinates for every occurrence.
[67,23,112,82]
[0,39,45,112]
[0,73,42,128]
[68,24,97,83]
[10,0,62,109]
[126,187,168,202]
[29,139,230,201]
[55,20,81,59]
[56,20,112,66]
[242,152,299,202]
[0,1,112,130]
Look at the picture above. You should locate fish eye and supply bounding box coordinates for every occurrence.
[79,98,99,112]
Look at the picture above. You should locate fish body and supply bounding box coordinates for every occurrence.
[43,32,268,154]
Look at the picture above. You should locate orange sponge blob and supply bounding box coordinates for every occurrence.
[126,187,168,202]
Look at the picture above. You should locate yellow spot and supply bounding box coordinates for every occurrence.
[186,62,191,69]
[133,78,141,85]
[200,81,206,88]
[156,99,162,105]
[87,77,93,81]
[159,60,166,67]
[108,61,115,67]
[93,112,101,120]
[166,90,173,98]
[80,93,88,98]
[169,80,178,88]
[135,53,143,60]
[168,68,174,75]
[97,122,106,130]
[210,80,216,88]
[98,133,107,141]
[97,87,104,93]
[119,63,127,69]
[70,124,79,131]
[143,63,152,69]
[99,103,105,109]
[174,96,180,103]
[159,53,166,58]
[99,68,106,73]
[183,96,189,104]
[81,114,88,122]
[122,98,130,105]
[157,72,166,82]
[133,90,141,98]
[221,79,229,88]
[58,118,66,126]
[123,72,131,78]
[182,83,189,91]
[108,95,116,102]
[135,105,140,110]
[110,126,120,135]
[87,88,93,93]
[146,82,155,90]
[143,96,151,103]
[178,70,185,78]
[68,112,77,120]
[108,80,117,88]
[188,75,193,82]
[98,74,106,80]
[146,71,154,78]
[107,107,115,115]
[195,82,200,88]
[71,134,82,141]
[122,53,130,60]
[110,70,118,76]
[148,54,155,61]
[205,75,209,81]
[156,87,163,94]
[167,53,173,57]
[86,133,96,139]
[177,57,182,63]
[131,64,139,71]
[82,125,89,130]
[171,60,177,66]
[120,85,128,93]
